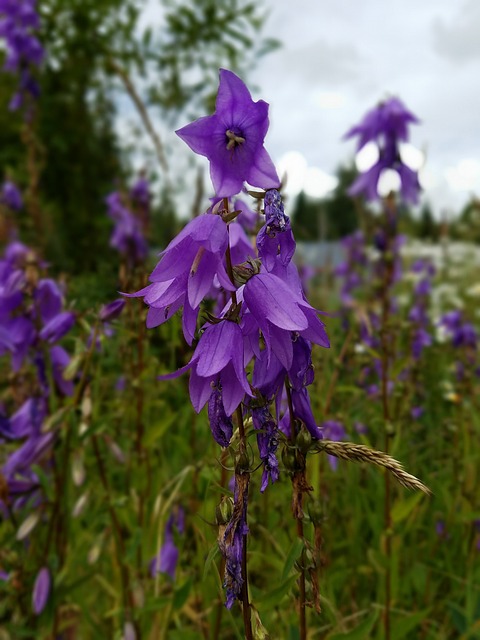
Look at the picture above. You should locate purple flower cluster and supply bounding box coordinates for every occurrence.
[132,69,331,608]
[439,310,478,382]
[409,259,435,360]
[105,189,148,266]
[0,0,44,111]
[0,241,75,513]
[345,97,421,203]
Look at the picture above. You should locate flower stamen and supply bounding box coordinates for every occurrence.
[225,129,245,151]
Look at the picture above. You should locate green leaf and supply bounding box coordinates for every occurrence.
[255,575,298,609]
[391,609,430,639]
[203,543,220,580]
[173,578,192,610]
[392,492,423,524]
[328,608,379,639]
[281,538,304,581]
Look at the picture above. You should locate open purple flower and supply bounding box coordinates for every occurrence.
[160,320,252,417]
[243,271,329,369]
[176,69,279,197]
[345,97,421,203]
[344,98,419,151]
[128,214,234,344]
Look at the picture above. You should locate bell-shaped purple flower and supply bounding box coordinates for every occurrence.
[345,97,421,204]
[129,214,234,344]
[344,97,419,151]
[243,271,329,369]
[176,69,279,197]
[160,320,252,416]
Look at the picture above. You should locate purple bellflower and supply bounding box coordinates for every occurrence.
[161,320,252,417]
[128,213,234,344]
[345,97,421,203]
[176,69,280,197]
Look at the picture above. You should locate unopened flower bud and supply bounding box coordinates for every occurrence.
[236,450,251,473]
[296,428,312,454]
[216,497,234,525]
[307,500,324,526]
[281,447,297,473]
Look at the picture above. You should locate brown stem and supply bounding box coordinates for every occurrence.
[108,59,169,178]
[92,435,139,637]
[285,380,307,640]
[222,198,252,639]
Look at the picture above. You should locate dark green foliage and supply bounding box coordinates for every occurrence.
[291,165,359,241]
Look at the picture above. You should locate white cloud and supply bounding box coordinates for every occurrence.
[445,159,480,192]
[277,151,337,199]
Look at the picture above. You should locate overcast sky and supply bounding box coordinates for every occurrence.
[134,0,480,216]
[249,0,480,214]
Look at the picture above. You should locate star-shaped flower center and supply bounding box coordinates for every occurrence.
[225,128,245,151]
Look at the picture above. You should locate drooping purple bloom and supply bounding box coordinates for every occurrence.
[160,320,252,417]
[280,387,322,440]
[345,97,421,203]
[176,69,280,197]
[345,98,418,151]
[128,213,234,344]
[106,191,148,265]
[32,566,50,614]
[243,271,329,369]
